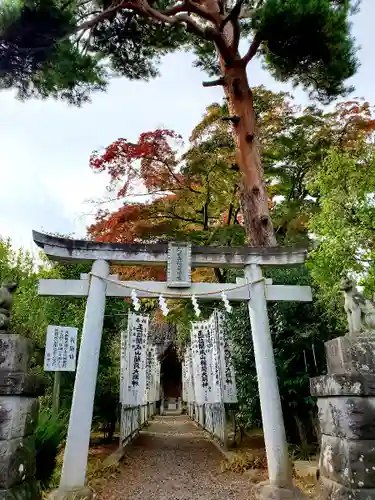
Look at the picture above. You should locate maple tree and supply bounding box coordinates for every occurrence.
[89,90,375,256]
[0,0,359,246]
[88,87,292,250]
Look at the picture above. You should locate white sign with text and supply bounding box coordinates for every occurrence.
[44,325,78,372]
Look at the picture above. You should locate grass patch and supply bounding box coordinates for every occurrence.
[220,452,267,473]
[41,435,122,498]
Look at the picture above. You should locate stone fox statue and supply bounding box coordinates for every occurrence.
[0,282,17,331]
[340,277,375,336]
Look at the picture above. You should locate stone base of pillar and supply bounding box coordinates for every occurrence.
[255,481,309,500]
[0,334,45,500]
[47,486,93,500]
[0,479,40,499]
[311,335,375,500]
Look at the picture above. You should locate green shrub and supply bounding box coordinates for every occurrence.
[34,408,68,487]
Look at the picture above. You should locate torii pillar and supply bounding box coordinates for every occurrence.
[32,231,311,500]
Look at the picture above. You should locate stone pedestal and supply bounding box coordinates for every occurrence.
[255,482,309,500]
[0,334,45,500]
[311,335,375,500]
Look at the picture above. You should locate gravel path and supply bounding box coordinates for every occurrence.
[96,415,253,500]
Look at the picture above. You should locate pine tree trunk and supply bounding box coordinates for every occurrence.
[223,65,277,247]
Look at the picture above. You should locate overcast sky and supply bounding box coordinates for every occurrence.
[0,0,373,254]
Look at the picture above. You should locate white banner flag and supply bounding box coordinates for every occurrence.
[120,325,130,404]
[182,359,187,402]
[191,321,213,404]
[145,345,159,403]
[123,313,149,405]
[184,346,195,403]
[190,322,203,404]
[216,311,237,403]
[154,354,161,402]
[188,346,195,403]
[207,313,222,403]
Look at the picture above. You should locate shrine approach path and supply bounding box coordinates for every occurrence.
[95,415,253,500]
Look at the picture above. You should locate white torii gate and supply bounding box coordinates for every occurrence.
[33,231,312,500]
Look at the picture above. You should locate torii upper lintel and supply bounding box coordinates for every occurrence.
[32,230,308,268]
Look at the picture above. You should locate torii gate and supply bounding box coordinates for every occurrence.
[33,231,312,500]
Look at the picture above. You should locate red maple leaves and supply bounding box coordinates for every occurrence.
[90,129,183,198]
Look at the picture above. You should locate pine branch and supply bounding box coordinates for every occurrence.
[231,19,241,53]
[221,0,243,28]
[242,33,262,65]
[76,0,207,38]
[202,78,225,87]
[204,26,232,62]
[161,2,189,16]
[162,0,220,25]
[219,0,243,53]
[77,2,125,32]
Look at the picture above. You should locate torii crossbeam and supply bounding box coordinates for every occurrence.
[33,231,312,500]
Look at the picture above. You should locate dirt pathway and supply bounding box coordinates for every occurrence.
[96,415,253,500]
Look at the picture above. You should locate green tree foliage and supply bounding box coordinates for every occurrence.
[308,146,375,308]
[0,236,125,438]
[226,265,345,446]
[0,0,358,105]
[251,0,358,102]
[93,298,127,440]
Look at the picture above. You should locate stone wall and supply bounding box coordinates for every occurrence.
[0,334,44,500]
[311,336,375,500]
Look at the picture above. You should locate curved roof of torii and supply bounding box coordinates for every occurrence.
[32,230,308,267]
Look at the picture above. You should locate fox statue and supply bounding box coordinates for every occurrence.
[340,277,375,337]
[0,282,17,331]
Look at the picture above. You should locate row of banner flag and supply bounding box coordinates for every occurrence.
[120,311,237,407]
[183,310,237,405]
[120,313,161,406]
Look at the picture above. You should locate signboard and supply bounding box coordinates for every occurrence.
[167,242,192,288]
[122,313,149,405]
[44,325,78,372]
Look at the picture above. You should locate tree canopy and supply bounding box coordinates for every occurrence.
[308,145,375,307]
[0,0,359,105]
[88,89,375,251]
[0,0,360,245]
